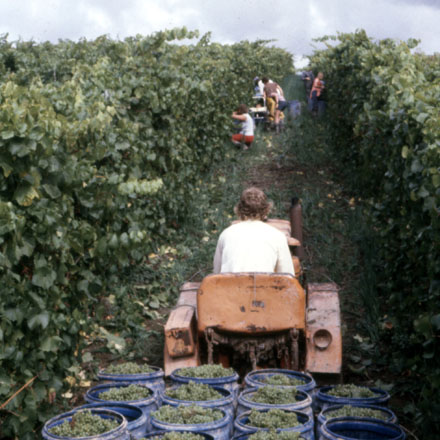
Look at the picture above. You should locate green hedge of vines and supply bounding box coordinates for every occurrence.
[0,29,293,439]
[310,30,439,436]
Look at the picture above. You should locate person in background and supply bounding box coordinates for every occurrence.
[262,77,279,124]
[231,104,255,150]
[301,70,314,97]
[274,84,287,131]
[253,76,264,97]
[213,187,295,275]
[310,72,325,115]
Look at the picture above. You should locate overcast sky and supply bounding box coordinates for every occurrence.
[0,0,439,68]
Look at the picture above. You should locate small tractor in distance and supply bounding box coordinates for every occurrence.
[163,199,342,380]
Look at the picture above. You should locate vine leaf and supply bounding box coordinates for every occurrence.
[14,183,39,206]
[27,312,50,330]
[32,266,57,289]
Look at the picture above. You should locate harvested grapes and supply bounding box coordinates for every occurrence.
[250,387,299,404]
[143,434,205,440]
[49,410,119,437]
[151,405,223,424]
[326,384,376,398]
[262,374,305,387]
[177,364,235,378]
[248,430,302,440]
[98,384,151,401]
[103,362,154,374]
[247,408,301,429]
[165,381,223,401]
[326,405,387,420]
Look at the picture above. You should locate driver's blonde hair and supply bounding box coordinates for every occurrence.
[234,187,272,221]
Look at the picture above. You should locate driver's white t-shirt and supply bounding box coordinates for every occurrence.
[213,220,295,275]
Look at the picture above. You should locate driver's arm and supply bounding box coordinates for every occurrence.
[275,236,295,276]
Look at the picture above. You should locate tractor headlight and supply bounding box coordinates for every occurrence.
[313,329,332,350]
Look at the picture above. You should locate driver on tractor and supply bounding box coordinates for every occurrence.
[213,187,295,276]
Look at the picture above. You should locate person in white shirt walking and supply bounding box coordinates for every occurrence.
[231,104,255,150]
[213,187,295,275]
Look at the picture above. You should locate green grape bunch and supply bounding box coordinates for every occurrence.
[250,387,299,404]
[177,364,236,378]
[98,384,151,401]
[262,374,305,387]
[103,362,155,374]
[49,410,119,437]
[151,404,224,424]
[143,433,206,440]
[165,381,223,401]
[326,405,388,420]
[248,430,304,439]
[247,408,301,429]
[326,384,376,398]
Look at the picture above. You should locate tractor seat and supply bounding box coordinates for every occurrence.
[197,273,306,335]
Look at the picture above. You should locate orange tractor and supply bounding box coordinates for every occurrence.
[163,199,342,379]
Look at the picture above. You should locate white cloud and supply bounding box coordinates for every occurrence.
[78,2,114,35]
[0,0,438,55]
[309,2,331,37]
[294,55,310,70]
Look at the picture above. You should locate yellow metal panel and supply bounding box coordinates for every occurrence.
[164,305,196,357]
[164,284,198,358]
[305,283,342,374]
[197,273,305,334]
[164,342,200,377]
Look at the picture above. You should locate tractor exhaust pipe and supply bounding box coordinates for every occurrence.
[290,197,304,259]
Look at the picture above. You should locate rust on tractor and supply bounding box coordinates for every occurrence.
[246,324,267,332]
[251,300,265,308]
[164,283,199,360]
[171,329,191,346]
[290,198,304,259]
